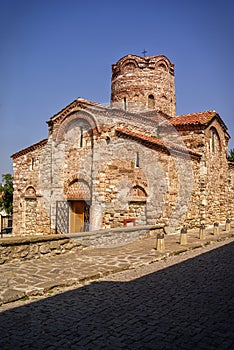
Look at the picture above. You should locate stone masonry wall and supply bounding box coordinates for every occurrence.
[0,225,163,264]
[90,131,201,231]
[12,101,233,235]
[12,142,51,236]
[0,234,82,264]
[12,104,204,236]
[168,120,232,226]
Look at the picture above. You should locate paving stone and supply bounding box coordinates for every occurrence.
[0,288,25,303]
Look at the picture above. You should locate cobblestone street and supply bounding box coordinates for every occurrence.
[0,234,233,349]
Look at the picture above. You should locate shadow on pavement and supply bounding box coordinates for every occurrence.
[0,242,233,350]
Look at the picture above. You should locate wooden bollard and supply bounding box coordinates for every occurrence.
[156,233,165,251]
[225,219,231,232]
[199,224,206,240]
[213,222,220,236]
[180,227,187,245]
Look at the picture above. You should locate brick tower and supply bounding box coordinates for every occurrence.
[111,54,176,117]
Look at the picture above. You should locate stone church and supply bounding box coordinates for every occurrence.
[12,54,234,236]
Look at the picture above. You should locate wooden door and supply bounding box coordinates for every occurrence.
[70,201,84,233]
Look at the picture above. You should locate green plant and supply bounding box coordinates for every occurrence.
[0,174,13,215]
[227,148,234,162]
[151,133,162,139]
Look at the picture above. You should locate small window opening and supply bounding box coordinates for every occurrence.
[148,94,155,109]
[135,152,140,168]
[106,136,110,145]
[123,97,127,111]
[211,130,215,152]
[30,158,35,170]
[80,127,83,148]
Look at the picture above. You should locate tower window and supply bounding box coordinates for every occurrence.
[148,95,155,109]
[135,152,140,168]
[123,97,127,111]
[106,136,110,145]
[30,158,35,170]
[80,127,83,148]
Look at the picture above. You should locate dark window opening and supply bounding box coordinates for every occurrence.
[106,136,110,145]
[124,97,127,111]
[80,127,83,148]
[148,94,155,109]
[30,158,34,170]
[135,152,140,168]
[211,130,215,152]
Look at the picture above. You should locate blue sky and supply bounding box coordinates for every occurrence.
[1,0,234,175]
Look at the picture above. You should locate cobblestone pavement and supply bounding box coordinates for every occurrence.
[0,228,234,349]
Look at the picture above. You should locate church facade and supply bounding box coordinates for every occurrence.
[12,54,234,236]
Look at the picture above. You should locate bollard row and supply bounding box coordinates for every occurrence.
[155,219,232,251]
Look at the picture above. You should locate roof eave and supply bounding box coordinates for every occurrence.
[116,128,201,159]
[11,138,48,159]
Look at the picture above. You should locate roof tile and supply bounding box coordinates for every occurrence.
[172,110,216,126]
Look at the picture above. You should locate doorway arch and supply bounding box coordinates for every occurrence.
[66,179,91,233]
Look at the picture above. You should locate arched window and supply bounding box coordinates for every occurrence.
[25,186,36,197]
[148,95,155,109]
[210,127,221,153]
[106,136,111,145]
[131,185,147,198]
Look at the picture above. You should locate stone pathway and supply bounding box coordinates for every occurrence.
[0,226,233,306]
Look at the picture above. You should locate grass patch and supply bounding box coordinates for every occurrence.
[47,290,54,295]
[174,249,187,255]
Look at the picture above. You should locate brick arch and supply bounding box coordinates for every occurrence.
[130,184,148,199]
[120,58,139,73]
[55,111,100,143]
[65,178,91,200]
[24,186,37,197]
[64,174,91,199]
[155,59,169,71]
